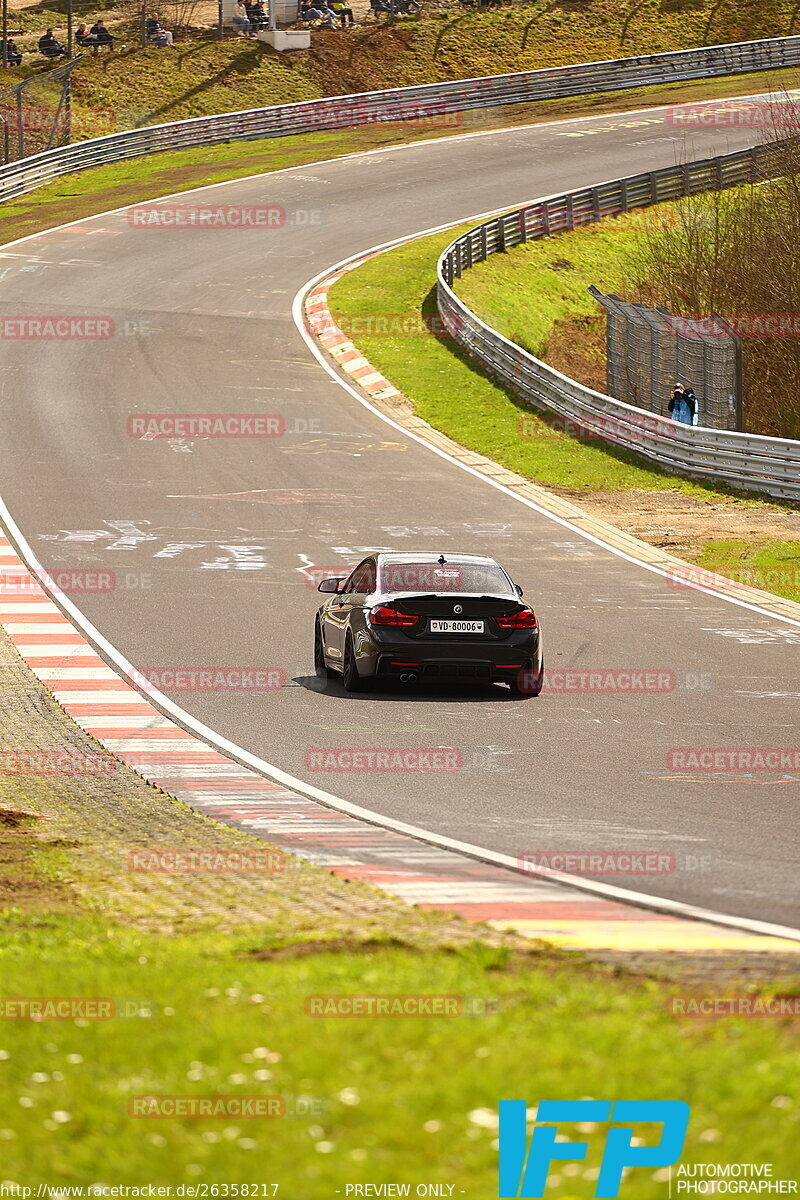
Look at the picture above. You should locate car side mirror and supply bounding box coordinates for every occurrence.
[515,583,524,597]
[318,577,344,594]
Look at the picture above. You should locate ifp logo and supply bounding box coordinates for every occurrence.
[498,1100,689,1198]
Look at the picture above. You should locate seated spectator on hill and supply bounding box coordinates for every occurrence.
[369,0,393,16]
[1,37,23,65]
[232,0,255,35]
[245,1,268,28]
[89,19,116,48]
[329,0,355,25]
[298,0,334,25]
[146,13,175,44]
[75,22,100,51]
[38,29,67,58]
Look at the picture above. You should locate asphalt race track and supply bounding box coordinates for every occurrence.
[0,98,798,930]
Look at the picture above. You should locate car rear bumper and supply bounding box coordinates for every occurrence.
[363,631,542,681]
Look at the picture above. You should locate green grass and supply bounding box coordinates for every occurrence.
[1,625,799,1191]
[3,61,800,250]
[3,0,800,140]
[455,213,645,359]
[1,910,799,1190]
[327,222,778,498]
[695,539,800,604]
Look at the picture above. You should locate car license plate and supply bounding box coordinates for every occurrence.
[429,619,484,634]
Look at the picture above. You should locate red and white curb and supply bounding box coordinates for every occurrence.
[3,538,793,953]
[304,258,404,403]
[0,540,794,954]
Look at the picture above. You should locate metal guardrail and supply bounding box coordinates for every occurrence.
[2,34,800,204]
[436,142,800,502]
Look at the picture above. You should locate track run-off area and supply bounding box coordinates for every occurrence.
[0,94,798,950]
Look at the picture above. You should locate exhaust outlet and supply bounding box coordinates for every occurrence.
[399,672,418,684]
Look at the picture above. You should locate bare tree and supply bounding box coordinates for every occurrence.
[631,101,800,439]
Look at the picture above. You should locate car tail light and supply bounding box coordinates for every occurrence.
[369,605,419,628]
[495,608,538,630]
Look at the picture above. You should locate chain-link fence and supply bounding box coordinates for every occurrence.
[0,57,80,165]
[588,288,743,432]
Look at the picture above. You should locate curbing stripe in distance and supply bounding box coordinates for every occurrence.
[0,531,797,954]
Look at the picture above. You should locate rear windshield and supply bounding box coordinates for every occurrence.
[380,561,511,594]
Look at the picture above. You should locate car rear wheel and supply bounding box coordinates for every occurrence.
[314,619,335,678]
[509,660,544,697]
[342,633,366,692]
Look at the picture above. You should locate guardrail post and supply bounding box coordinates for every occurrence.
[497,218,505,252]
[591,187,601,223]
[519,209,527,243]
[481,225,488,260]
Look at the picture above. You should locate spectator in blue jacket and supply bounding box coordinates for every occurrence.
[668,383,697,425]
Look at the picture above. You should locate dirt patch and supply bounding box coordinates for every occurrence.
[0,807,37,827]
[556,486,800,554]
[0,811,74,911]
[248,935,419,959]
[544,312,607,395]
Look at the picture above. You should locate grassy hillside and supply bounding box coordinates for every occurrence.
[3,0,800,138]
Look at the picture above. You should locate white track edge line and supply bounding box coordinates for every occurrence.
[0,97,797,945]
[0,85,792,255]
[294,244,800,627]
[1,493,798,944]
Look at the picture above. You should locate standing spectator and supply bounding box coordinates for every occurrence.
[232,0,255,35]
[667,382,697,426]
[330,0,355,25]
[38,29,68,58]
[147,13,175,44]
[89,19,116,49]
[1,37,22,65]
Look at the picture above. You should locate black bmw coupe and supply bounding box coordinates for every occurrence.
[314,551,543,696]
